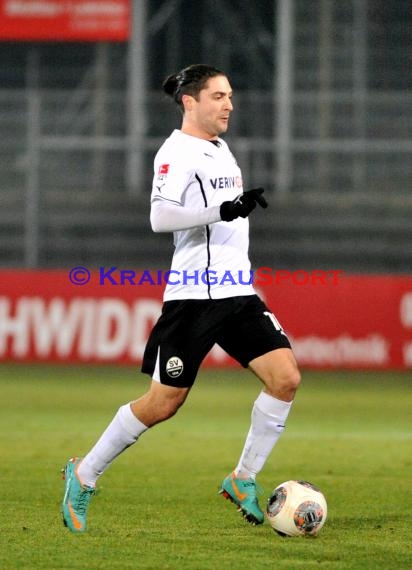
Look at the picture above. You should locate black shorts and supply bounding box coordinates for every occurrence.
[141,295,291,388]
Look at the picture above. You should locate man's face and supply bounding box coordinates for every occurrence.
[183,75,233,139]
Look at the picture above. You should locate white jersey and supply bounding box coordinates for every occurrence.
[151,129,256,301]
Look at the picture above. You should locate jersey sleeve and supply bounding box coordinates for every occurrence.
[150,200,221,232]
[151,152,193,205]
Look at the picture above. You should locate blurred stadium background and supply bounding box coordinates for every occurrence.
[1,0,411,271]
[0,0,411,370]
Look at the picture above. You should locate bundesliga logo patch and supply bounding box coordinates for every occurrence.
[157,164,170,180]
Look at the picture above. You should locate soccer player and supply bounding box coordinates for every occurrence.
[61,64,301,533]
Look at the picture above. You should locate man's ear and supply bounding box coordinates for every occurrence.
[182,94,194,111]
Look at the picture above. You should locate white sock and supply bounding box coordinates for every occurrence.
[77,403,148,487]
[235,391,293,480]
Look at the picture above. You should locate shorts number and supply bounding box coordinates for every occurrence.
[264,311,285,334]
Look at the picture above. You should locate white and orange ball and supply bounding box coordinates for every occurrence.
[266,480,328,537]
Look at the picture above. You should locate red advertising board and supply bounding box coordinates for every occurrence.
[0,270,411,369]
[0,0,130,41]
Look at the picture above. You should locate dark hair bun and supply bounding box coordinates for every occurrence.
[162,74,178,97]
[162,65,224,107]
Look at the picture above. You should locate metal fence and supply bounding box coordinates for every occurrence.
[0,0,411,268]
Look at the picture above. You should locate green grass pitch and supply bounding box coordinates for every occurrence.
[0,364,411,569]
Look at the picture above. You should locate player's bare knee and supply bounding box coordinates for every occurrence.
[281,367,301,396]
[265,365,301,399]
[285,366,301,392]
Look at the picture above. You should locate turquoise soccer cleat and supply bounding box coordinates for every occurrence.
[219,471,264,525]
[61,457,95,533]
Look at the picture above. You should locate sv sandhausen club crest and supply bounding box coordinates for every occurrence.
[166,356,184,378]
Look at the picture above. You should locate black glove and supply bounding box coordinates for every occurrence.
[220,188,268,222]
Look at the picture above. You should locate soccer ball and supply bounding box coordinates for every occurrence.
[266,480,327,537]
